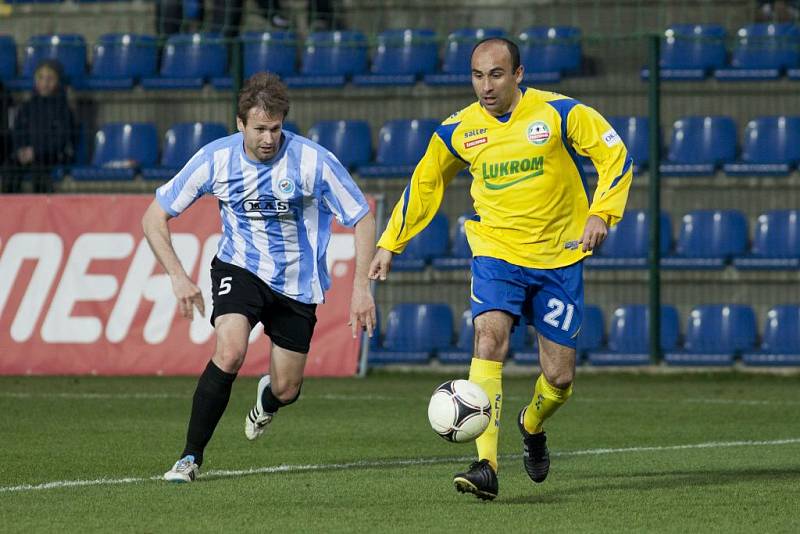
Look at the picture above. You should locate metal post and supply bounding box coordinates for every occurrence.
[648,34,662,363]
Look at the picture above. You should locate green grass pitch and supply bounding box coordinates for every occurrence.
[1,371,799,533]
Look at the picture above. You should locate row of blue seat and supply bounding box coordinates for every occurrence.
[643,23,800,80]
[396,210,800,271]
[368,303,800,367]
[54,115,800,181]
[4,23,800,90]
[0,28,580,90]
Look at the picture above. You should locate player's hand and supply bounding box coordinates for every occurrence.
[368,248,394,281]
[171,274,205,320]
[348,284,376,339]
[579,214,609,252]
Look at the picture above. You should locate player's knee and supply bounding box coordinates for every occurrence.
[544,368,574,390]
[474,327,509,359]
[272,380,302,405]
[212,345,247,373]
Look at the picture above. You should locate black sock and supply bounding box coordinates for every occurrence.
[182,360,237,467]
[261,382,302,414]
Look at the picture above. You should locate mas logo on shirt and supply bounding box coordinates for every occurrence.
[527,121,551,145]
[277,178,296,199]
[602,128,621,147]
[244,195,290,217]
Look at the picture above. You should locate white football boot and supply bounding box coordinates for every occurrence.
[244,374,274,441]
[163,455,199,483]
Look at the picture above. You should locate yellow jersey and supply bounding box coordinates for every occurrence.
[376,87,633,269]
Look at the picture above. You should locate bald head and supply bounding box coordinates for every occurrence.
[471,38,521,73]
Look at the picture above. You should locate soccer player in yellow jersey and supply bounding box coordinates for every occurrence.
[369,38,633,500]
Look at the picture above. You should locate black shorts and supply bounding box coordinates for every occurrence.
[209,257,317,353]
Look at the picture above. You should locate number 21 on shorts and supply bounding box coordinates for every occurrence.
[543,298,574,331]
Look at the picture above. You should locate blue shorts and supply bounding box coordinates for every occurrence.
[470,256,584,348]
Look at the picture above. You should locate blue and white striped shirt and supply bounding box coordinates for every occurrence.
[156,131,369,304]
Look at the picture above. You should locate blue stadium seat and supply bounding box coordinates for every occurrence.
[610,116,649,171]
[9,34,87,90]
[368,303,453,365]
[87,34,157,90]
[353,29,438,86]
[716,23,800,80]
[284,31,367,88]
[734,210,800,269]
[437,310,474,364]
[576,305,605,358]
[662,210,748,269]
[393,212,449,271]
[212,31,298,89]
[518,26,582,83]
[723,116,800,176]
[142,122,228,180]
[282,121,300,135]
[581,116,650,175]
[71,123,159,181]
[142,33,227,89]
[588,305,679,366]
[307,120,372,170]
[588,210,671,269]
[660,116,737,176]
[432,213,473,270]
[510,318,538,364]
[641,24,727,80]
[424,28,506,86]
[358,119,439,178]
[665,304,756,366]
[743,305,800,366]
[0,36,17,80]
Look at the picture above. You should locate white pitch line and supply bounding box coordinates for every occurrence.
[2,438,799,495]
[3,391,800,406]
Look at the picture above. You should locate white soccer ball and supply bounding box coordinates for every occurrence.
[427,379,492,443]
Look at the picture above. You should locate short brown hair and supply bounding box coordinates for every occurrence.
[237,72,290,124]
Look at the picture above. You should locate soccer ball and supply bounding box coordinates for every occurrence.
[427,379,492,443]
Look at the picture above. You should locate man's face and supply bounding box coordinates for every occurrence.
[237,107,283,162]
[34,66,59,97]
[471,42,523,116]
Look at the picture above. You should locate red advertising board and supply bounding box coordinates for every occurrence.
[0,195,362,376]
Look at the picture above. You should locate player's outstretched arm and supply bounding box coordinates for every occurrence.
[579,214,609,252]
[368,247,394,281]
[349,212,377,339]
[141,199,205,320]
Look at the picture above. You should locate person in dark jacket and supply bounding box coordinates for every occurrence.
[6,60,75,193]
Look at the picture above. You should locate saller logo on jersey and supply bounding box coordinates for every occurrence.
[481,156,544,190]
[244,196,290,215]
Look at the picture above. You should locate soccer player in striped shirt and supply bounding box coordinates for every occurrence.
[369,38,633,500]
[142,73,376,483]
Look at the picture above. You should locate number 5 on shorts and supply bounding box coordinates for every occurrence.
[218,276,232,296]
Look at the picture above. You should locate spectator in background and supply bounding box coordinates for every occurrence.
[756,0,800,21]
[208,0,338,38]
[7,60,75,193]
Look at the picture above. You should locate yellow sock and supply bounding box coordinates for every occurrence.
[468,357,503,472]
[523,374,573,434]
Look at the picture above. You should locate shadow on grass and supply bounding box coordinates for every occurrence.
[502,467,800,505]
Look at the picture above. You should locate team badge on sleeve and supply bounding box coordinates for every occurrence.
[527,121,551,145]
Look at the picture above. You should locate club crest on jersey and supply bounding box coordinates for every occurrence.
[277,178,295,198]
[527,121,551,145]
